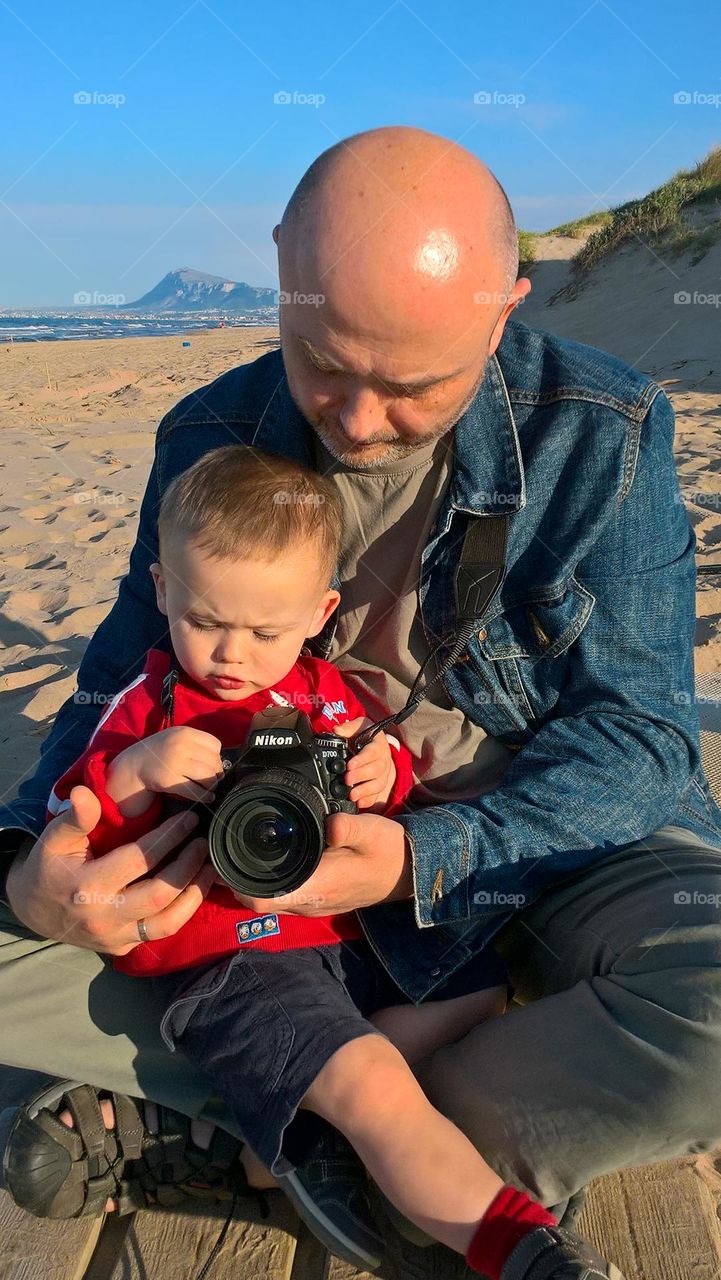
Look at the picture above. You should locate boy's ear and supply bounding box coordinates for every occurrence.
[306,589,341,639]
[150,562,168,616]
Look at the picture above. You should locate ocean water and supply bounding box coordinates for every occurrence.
[0,308,279,343]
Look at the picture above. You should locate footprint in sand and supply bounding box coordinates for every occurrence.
[74,524,109,544]
[5,584,69,620]
[47,475,80,491]
[29,554,67,571]
[38,585,70,614]
[93,562,124,581]
[21,503,61,523]
[4,551,67,572]
[49,600,115,641]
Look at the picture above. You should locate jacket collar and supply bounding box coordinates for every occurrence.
[251,344,526,518]
[448,351,526,517]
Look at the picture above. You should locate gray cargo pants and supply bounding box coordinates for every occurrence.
[2,825,721,1215]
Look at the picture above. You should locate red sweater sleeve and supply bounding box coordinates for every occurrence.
[46,658,167,856]
[304,658,415,817]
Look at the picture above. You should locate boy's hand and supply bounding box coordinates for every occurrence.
[107,727,225,816]
[335,717,396,811]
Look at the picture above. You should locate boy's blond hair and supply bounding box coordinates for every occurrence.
[158,445,342,583]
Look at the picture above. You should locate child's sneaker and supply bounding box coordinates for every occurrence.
[499,1225,626,1279]
[278,1124,384,1271]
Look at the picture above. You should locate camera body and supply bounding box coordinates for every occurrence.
[205,708,357,898]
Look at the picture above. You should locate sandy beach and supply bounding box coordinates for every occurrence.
[0,327,280,793]
[1,318,719,801]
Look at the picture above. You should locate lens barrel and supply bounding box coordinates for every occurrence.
[208,767,327,896]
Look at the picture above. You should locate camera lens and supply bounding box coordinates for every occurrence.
[209,768,326,896]
[247,811,297,861]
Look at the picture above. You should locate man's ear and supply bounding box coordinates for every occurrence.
[489,277,532,356]
[272,223,280,245]
[306,589,341,638]
[150,562,168,616]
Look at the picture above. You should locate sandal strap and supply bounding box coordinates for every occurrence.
[62,1086,126,1218]
[64,1085,114,1167]
[110,1092,145,1162]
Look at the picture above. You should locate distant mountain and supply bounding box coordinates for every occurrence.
[125,268,277,311]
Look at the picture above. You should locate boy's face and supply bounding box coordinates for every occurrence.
[150,535,340,701]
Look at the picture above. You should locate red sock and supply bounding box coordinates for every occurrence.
[465,1186,558,1279]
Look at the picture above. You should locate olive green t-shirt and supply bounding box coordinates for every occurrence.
[313,433,513,808]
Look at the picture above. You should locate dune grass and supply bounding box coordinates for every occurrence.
[567,144,721,280]
[540,210,612,238]
[518,229,537,273]
[515,146,721,289]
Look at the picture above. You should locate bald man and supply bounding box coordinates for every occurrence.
[2,127,721,1278]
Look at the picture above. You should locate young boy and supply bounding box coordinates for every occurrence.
[46,448,615,1280]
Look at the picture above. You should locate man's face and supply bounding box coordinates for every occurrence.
[280,313,490,469]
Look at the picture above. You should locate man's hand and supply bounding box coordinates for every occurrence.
[234,811,414,916]
[5,785,217,954]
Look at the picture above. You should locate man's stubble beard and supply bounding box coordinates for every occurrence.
[312,420,449,468]
[306,358,489,471]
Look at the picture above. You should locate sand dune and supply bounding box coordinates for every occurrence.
[520,217,721,386]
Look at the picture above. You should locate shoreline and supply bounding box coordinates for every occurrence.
[1,331,269,348]
[0,317,279,343]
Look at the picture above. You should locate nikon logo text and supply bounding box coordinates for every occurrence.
[254,732,294,746]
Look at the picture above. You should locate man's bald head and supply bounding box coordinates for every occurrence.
[273,126,530,468]
[279,126,519,300]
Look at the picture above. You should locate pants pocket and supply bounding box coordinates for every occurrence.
[159,956,241,1053]
[160,953,297,1117]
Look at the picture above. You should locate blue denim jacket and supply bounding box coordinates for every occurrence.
[3,319,720,1002]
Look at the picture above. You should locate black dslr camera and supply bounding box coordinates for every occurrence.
[201,708,357,898]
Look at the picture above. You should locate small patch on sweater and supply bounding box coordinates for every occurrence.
[236,914,280,944]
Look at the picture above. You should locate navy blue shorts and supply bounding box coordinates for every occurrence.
[159,938,507,1176]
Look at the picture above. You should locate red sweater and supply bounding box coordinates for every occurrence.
[48,650,413,977]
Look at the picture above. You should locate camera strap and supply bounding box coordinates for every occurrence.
[161,666,179,727]
[354,512,509,751]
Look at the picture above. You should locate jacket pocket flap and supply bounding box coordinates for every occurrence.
[481,577,595,660]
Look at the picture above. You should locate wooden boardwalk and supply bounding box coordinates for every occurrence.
[3,1146,721,1279]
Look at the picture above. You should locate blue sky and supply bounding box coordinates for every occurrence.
[1,0,719,306]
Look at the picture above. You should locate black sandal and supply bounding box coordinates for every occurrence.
[2,1078,267,1221]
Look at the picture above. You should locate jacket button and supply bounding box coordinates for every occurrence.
[478,628,487,641]
[528,611,550,648]
[430,966,442,978]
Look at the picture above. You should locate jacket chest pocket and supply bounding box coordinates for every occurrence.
[477,577,596,723]
[482,576,595,660]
